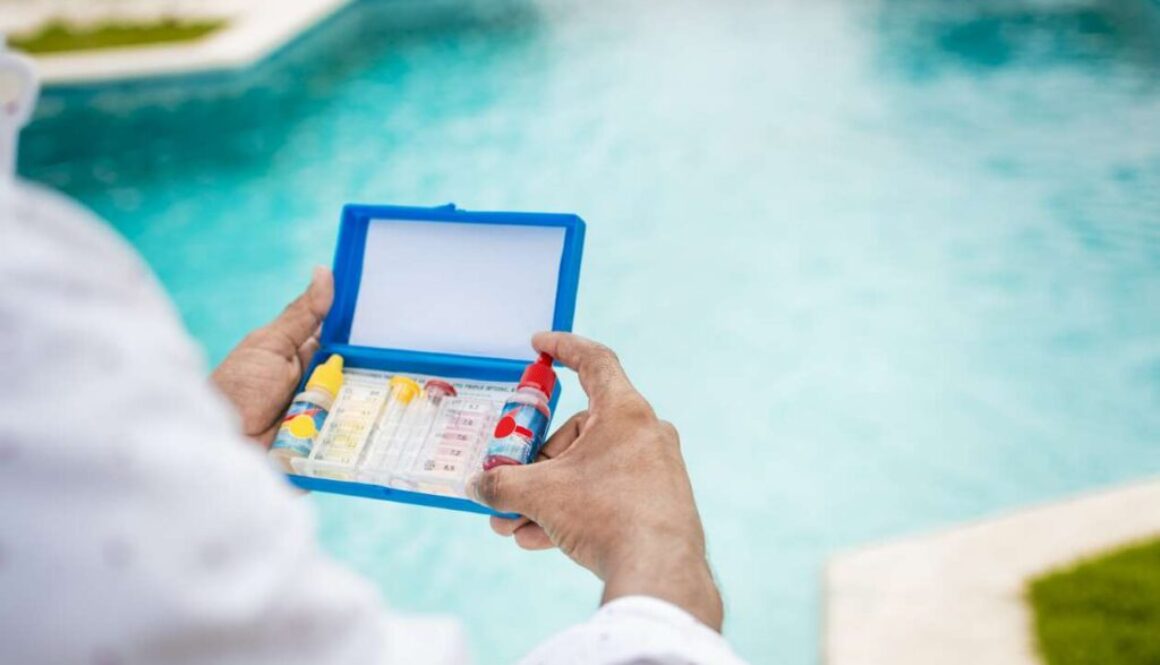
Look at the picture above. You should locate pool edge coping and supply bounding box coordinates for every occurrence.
[824,476,1160,665]
[17,0,353,87]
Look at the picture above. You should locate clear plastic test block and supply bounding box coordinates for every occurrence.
[292,368,512,499]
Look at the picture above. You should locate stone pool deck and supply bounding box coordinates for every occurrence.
[824,476,1160,665]
[1,0,351,86]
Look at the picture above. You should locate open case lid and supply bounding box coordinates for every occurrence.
[322,203,586,366]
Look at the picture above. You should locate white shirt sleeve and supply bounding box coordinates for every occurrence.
[520,596,746,665]
[0,182,745,665]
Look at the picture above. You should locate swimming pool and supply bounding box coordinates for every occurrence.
[19,0,1160,662]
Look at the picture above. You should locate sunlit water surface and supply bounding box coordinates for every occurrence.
[20,1,1160,662]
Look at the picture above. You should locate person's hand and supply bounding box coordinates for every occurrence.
[468,333,724,631]
[211,266,333,447]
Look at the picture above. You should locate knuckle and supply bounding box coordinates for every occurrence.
[593,343,619,364]
[617,395,655,421]
[578,340,617,367]
[656,420,681,450]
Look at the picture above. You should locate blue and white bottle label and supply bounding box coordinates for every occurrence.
[487,402,549,464]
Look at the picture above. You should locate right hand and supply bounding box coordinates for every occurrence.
[468,332,723,630]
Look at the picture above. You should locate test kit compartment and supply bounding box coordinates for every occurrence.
[278,203,585,515]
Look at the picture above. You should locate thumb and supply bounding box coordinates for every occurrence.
[272,266,333,348]
[467,464,541,517]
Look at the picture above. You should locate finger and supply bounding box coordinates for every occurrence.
[466,463,543,517]
[541,410,588,459]
[512,522,554,550]
[532,332,637,406]
[489,515,556,550]
[272,266,334,350]
[254,422,279,449]
[489,515,531,537]
[297,330,321,370]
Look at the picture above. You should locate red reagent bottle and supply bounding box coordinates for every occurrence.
[483,353,556,470]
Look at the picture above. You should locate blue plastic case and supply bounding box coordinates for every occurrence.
[285,203,585,515]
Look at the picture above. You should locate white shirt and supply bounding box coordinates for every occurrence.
[0,181,746,665]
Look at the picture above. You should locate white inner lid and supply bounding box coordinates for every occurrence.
[349,219,567,361]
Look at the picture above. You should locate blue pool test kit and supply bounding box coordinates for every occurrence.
[276,203,585,516]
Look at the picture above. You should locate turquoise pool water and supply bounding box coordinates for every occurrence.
[19,0,1160,662]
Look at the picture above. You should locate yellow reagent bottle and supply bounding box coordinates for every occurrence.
[268,354,344,472]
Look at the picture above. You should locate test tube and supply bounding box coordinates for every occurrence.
[397,379,458,474]
[359,375,422,475]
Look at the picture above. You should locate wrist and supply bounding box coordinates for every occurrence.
[601,537,723,631]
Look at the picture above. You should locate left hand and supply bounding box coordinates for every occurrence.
[211,266,334,447]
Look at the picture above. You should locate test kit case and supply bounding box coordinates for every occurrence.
[284,203,585,515]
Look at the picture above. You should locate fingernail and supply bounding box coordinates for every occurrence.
[310,265,325,287]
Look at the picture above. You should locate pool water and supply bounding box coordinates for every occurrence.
[19,0,1160,662]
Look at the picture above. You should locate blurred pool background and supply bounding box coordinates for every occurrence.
[18,0,1160,662]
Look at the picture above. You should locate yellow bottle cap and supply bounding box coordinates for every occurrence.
[306,354,344,397]
[388,375,422,404]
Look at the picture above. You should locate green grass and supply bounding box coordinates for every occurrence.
[9,18,226,55]
[1028,537,1160,665]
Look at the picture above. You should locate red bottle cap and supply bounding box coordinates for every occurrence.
[423,379,457,398]
[519,352,557,396]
